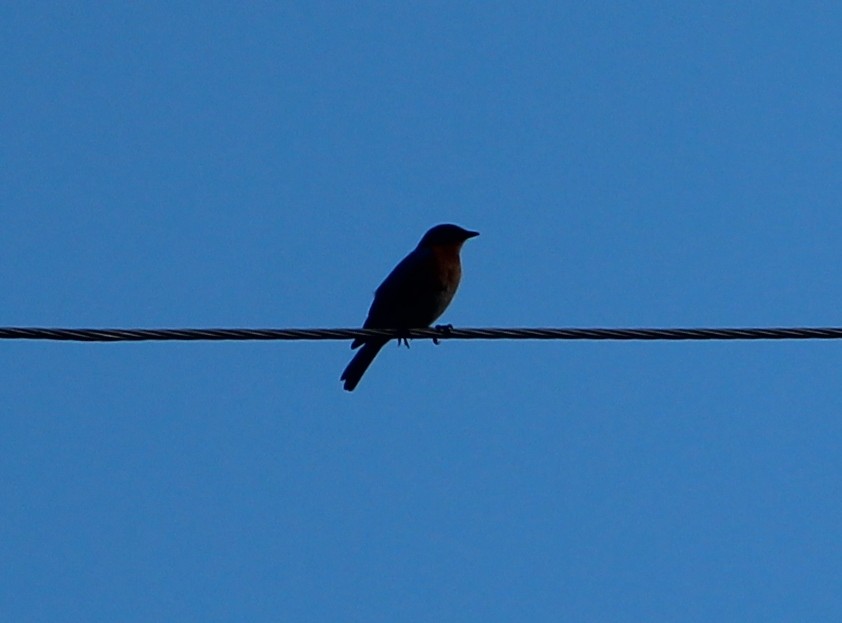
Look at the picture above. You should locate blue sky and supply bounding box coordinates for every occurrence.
[3,3,842,621]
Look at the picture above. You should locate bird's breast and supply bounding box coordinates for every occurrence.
[430,243,463,311]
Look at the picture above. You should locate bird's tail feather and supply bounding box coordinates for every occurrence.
[341,339,387,391]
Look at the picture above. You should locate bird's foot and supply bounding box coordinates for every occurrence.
[432,324,454,345]
[396,329,411,349]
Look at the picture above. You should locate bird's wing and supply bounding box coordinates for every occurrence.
[364,247,442,329]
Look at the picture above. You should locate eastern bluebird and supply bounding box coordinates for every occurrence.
[341,223,479,391]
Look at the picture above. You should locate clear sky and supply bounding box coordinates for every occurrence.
[3,3,842,621]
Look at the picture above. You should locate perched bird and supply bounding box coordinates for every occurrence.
[341,223,479,391]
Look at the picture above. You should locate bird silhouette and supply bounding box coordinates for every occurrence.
[341,223,479,391]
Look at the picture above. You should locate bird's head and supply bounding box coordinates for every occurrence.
[417,224,479,249]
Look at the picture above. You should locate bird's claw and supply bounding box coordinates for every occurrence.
[433,324,454,345]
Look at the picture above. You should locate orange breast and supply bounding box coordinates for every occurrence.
[430,242,463,291]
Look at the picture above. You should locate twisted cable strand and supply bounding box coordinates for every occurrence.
[2,326,842,342]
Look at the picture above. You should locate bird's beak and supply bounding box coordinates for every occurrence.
[464,230,480,240]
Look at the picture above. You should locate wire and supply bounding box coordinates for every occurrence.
[2,326,842,342]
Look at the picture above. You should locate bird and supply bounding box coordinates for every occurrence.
[341,223,479,391]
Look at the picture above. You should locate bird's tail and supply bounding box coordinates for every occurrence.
[341,339,387,391]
